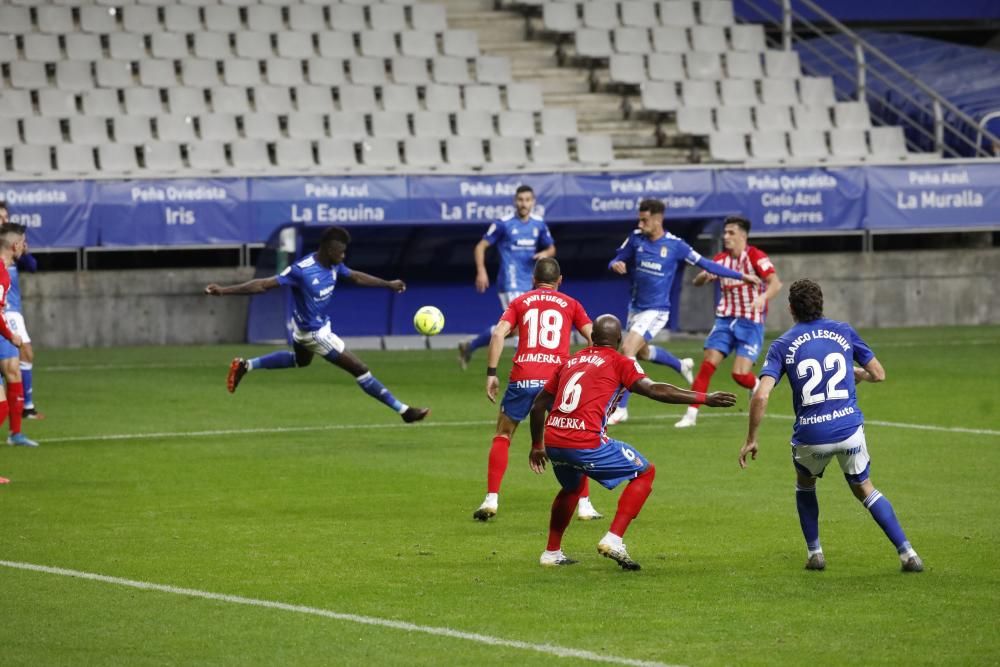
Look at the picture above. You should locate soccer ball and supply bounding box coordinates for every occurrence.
[413,306,445,336]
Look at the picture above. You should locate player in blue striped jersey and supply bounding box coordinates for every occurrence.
[458,185,555,369]
[740,279,923,572]
[205,226,429,424]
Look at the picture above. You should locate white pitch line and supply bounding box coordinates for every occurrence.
[0,560,677,667]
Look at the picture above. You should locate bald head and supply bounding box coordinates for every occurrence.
[591,314,622,348]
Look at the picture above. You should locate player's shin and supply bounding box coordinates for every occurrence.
[250,351,296,370]
[354,371,406,413]
[547,480,584,551]
[862,489,914,557]
[646,345,682,373]
[486,435,510,494]
[467,326,494,354]
[6,382,24,434]
[796,484,822,554]
[691,361,717,408]
[20,362,33,408]
[609,465,655,538]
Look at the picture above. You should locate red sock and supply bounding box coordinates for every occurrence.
[6,383,23,434]
[691,361,717,409]
[0,400,8,431]
[581,476,591,498]
[486,435,510,494]
[732,372,757,390]
[610,465,656,537]
[546,477,585,551]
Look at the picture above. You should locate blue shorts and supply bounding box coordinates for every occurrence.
[704,316,764,361]
[500,380,546,423]
[0,337,18,360]
[547,438,651,491]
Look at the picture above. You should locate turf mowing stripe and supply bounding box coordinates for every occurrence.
[40,412,1000,444]
[0,560,678,667]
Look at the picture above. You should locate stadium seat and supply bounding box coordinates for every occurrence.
[151,33,189,60]
[80,7,119,34]
[621,2,658,28]
[506,83,544,112]
[829,127,868,158]
[254,86,295,115]
[10,62,48,90]
[68,116,109,145]
[648,53,685,81]
[37,6,75,34]
[498,110,535,138]
[164,5,202,33]
[370,5,407,32]
[286,112,327,140]
[0,91,32,119]
[681,79,718,107]
[188,141,229,171]
[700,0,735,26]
[788,129,829,160]
[0,119,20,148]
[194,32,233,59]
[23,34,61,63]
[359,31,398,59]
[38,90,80,117]
[725,51,764,79]
[275,139,315,170]
[614,27,652,55]
[56,62,96,93]
[764,50,800,78]
[142,142,185,172]
[610,55,647,85]
[65,34,104,61]
[277,33,316,60]
[676,106,714,135]
[295,85,335,113]
[380,84,419,112]
[290,5,326,33]
[489,137,528,168]
[329,5,367,32]
[412,111,452,139]
[869,125,908,159]
[750,130,789,160]
[541,108,578,136]
[543,3,579,33]
[760,78,798,106]
[327,111,368,140]
[720,78,757,106]
[109,33,147,61]
[55,144,98,174]
[641,81,680,111]
[338,84,378,113]
[799,77,836,107]
[476,56,512,84]
[236,33,275,60]
[114,115,154,144]
[199,113,240,142]
[403,136,443,168]
[755,104,794,131]
[94,60,135,88]
[360,138,400,168]
[247,5,283,33]
[350,57,389,85]
[411,5,448,33]
[204,6,242,33]
[139,60,178,88]
[316,138,358,169]
[442,31,480,59]
[211,87,252,114]
[0,6,32,34]
[307,58,347,86]
[574,29,614,59]
[371,111,411,139]
[715,105,754,133]
[98,143,139,174]
[167,87,209,115]
[22,117,62,146]
[531,136,571,166]
[582,1,618,29]
[690,26,728,54]
[686,51,723,79]
[651,26,689,53]
[659,1,697,27]
[433,57,472,85]
[445,136,485,167]
[401,31,439,59]
[709,131,748,160]
[456,110,495,138]
[575,133,615,165]
[793,104,833,130]
[123,6,160,34]
[463,84,502,113]
[391,56,431,85]
[11,145,51,175]
[81,89,120,116]
[833,101,872,129]
[424,84,463,112]
[243,113,283,141]
[729,25,766,52]
[230,140,272,171]
[182,59,221,88]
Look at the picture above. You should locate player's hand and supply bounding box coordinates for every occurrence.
[739,440,758,469]
[486,376,499,403]
[741,273,761,287]
[529,447,548,474]
[751,294,767,312]
[204,284,223,296]
[475,271,489,293]
[704,391,737,408]
[387,279,406,293]
[610,261,628,275]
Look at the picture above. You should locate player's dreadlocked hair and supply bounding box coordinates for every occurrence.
[320,226,351,248]
[724,215,751,233]
[788,279,824,322]
[533,257,561,284]
[638,199,665,215]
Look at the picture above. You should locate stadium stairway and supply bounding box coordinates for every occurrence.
[440,0,689,164]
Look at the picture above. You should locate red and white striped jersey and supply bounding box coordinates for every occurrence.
[711,246,775,323]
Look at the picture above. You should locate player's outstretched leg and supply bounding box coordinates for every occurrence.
[796,481,824,570]
[540,476,585,567]
[644,344,694,384]
[857,485,923,572]
[676,360,718,428]
[228,351,297,393]
[598,465,655,571]
[474,434,510,521]
[458,326,493,371]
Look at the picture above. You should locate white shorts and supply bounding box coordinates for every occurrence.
[5,312,30,344]
[791,426,871,483]
[292,321,345,357]
[499,291,523,310]
[626,309,670,341]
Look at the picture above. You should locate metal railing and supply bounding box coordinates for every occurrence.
[740,0,1000,158]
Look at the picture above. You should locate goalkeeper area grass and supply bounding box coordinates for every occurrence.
[2,325,998,666]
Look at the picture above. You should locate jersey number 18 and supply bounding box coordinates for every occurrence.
[523,308,563,350]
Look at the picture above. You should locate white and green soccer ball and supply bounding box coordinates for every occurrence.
[413,306,445,336]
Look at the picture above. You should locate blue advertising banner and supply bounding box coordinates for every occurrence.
[250,175,409,241]
[406,173,562,224]
[715,167,866,233]
[0,180,93,248]
[558,169,721,220]
[864,164,1000,230]
[92,179,250,246]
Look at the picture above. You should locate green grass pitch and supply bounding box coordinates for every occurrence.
[1,326,998,666]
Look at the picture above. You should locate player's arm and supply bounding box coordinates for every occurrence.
[692,270,716,287]
[578,322,593,346]
[693,255,759,286]
[204,276,280,295]
[854,357,885,384]
[608,236,635,275]
[16,253,37,273]
[532,243,556,260]
[630,377,736,407]
[346,270,405,293]
[752,272,782,312]
[528,389,555,473]
[474,239,491,293]
[485,320,513,403]
[0,301,22,348]
[740,375,776,469]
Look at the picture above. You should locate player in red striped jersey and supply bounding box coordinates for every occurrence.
[676,216,782,428]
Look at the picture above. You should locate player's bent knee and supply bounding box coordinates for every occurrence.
[640,463,656,481]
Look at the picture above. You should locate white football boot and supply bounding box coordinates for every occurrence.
[576,496,603,521]
[674,406,699,428]
[607,407,629,425]
[680,357,695,384]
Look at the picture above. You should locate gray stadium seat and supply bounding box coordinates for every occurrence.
[80,7,119,34]
[391,56,431,85]
[188,141,229,172]
[729,25,766,52]
[531,136,570,166]
[55,144,98,175]
[286,112,327,140]
[65,34,104,61]
[720,78,757,106]
[401,31,439,59]
[829,128,868,158]
[167,87,209,115]
[0,119,19,146]
[0,6,33,34]
[12,145,51,175]
[123,6,159,33]
[254,86,295,115]
[676,106,714,135]
[799,77,836,107]
[370,5,407,32]
[869,126,908,159]
[371,111,411,139]
[506,83,544,112]
[360,138,400,168]
[403,136,443,169]
[98,144,139,174]
[750,130,789,160]
[575,134,614,165]
[445,136,485,167]
[142,142,184,172]
[182,59,221,88]
[236,33,275,60]
[199,114,240,142]
[659,1,697,27]
[621,1,658,27]
[23,34,61,62]
[456,110,495,138]
[316,138,358,170]
[648,53,685,81]
[760,78,798,106]
[243,113,283,141]
[610,54,646,85]
[330,5,366,32]
[10,62,48,89]
[109,33,147,60]
[433,57,472,85]
[412,111,452,139]
[715,105,754,133]
[788,129,828,160]
[36,6,73,34]
[295,85,335,113]
[139,60,178,88]
[833,101,872,129]
[476,56,512,84]
[614,27,652,56]
[0,91,30,120]
[156,115,197,143]
[541,108,578,136]
[194,32,232,59]
[337,84,378,113]
[275,139,315,170]
[681,79,718,107]
[56,62,95,93]
[204,6,241,32]
[764,50,800,78]
[38,90,80,117]
[247,6,282,33]
[700,0,735,25]
[651,26,689,54]
[690,26,727,54]
[543,3,579,33]
[350,57,388,85]
[290,5,326,33]
[151,33,189,60]
[793,104,833,131]
[411,4,447,33]
[164,5,201,33]
[307,58,347,86]
[327,111,368,140]
[641,81,680,111]
[582,1,618,29]
[686,51,723,79]
[81,89,120,116]
[359,31,398,59]
[425,84,463,112]
[22,117,62,146]
[755,104,794,132]
[115,115,154,144]
[69,116,110,145]
[725,51,763,79]
[574,29,614,59]
[277,32,316,60]
[442,31,480,59]
[498,110,535,138]
[489,137,528,168]
[709,131,748,161]
[231,140,272,171]
[212,87,252,114]
[463,85,502,112]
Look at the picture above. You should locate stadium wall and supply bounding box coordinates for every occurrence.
[19,249,998,349]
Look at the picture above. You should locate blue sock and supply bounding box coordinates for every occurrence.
[20,362,33,408]
[250,351,296,370]
[863,489,910,553]
[356,371,404,413]
[796,485,821,551]
[646,345,682,373]
[468,326,494,353]
[617,390,631,409]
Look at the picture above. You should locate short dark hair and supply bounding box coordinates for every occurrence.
[0,223,25,236]
[724,215,751,234]
[788,279,824,322]
[320,226,351,248]
[515,185,534,196]
[0,201,8,211]
[638,199,665,215]
[533,257,560,284]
